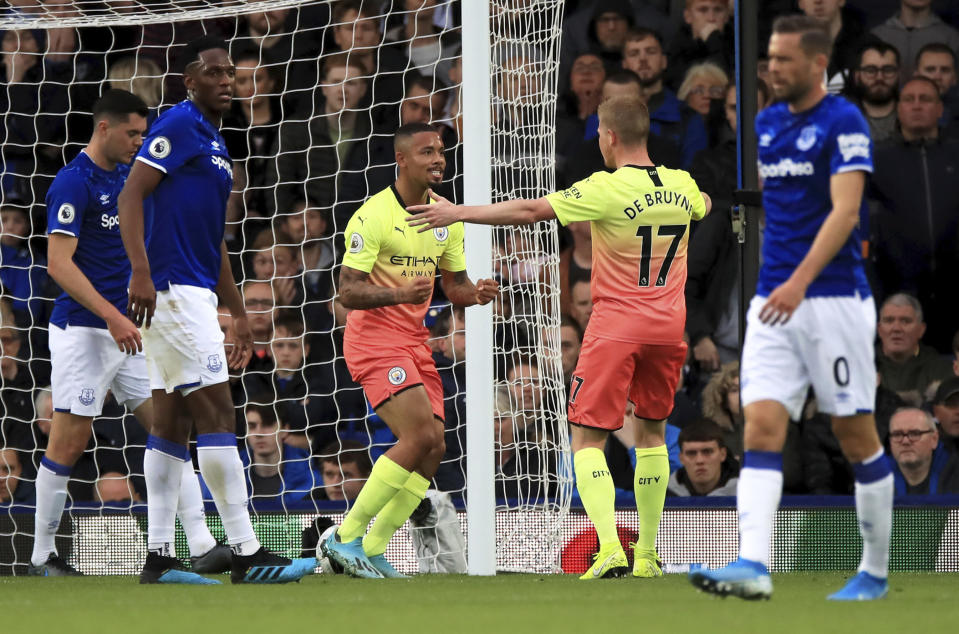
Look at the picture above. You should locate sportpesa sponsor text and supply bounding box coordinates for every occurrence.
[758,158,815,178]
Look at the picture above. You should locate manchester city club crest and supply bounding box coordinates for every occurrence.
[796,125,818,152]
[78,388,95,406]
[207,354,223,373]
[433,227,449,241]
[388,366,407,385]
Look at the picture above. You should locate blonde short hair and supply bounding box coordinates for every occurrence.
[596,95,650,147]
[677,62,730,102]
[108,57,163,108]
[701,360,739,431]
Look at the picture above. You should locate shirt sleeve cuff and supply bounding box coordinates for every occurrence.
[136,156,168,173]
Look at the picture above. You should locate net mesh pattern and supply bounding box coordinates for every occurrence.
[487,0,571,574]
[0,0,570,573]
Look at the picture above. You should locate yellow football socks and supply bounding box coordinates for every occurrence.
[574,447,620,551]
[363,471,431,557]
[634,445,669,551]
[338,455,411,543]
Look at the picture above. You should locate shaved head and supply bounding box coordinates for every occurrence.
[394,122,438,152]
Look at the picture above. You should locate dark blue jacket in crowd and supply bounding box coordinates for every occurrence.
[0,242,50,322]
[869,134,959,352]
[648,89,708,169]
[891,442,956,496]
[580,88,707,170]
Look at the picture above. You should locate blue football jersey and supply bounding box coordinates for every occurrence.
[46,152,131,329]
[755,95,872,298]
[136,100,233,292]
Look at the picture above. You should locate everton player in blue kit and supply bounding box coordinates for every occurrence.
[690,16,892,601]
[29,90,229,581]
[118,37,315,584]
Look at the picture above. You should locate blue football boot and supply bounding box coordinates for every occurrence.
[320,526,383,579]
[689,557,772,600]
[231,547,317,584]
[827,571,889,601]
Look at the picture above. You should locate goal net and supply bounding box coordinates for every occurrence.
[0,0,569,575]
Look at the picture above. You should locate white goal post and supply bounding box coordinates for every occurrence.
[0,0,570,576]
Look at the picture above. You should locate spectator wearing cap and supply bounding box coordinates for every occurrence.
[888,407,959,495]
[667,420,739,497]
[933,376,959,455]
[557,0,672,97]
[587,0,633,74]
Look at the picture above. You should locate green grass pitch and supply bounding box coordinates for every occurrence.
[2,572,957,633]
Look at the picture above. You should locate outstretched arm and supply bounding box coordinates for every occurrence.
[117,161,163,327]
[440,269,499,307]
[338,265,433,310]
[406,189,556,231]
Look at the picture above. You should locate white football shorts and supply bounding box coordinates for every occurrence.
[49,324,151,417]
[740,293,877,420]
[143,284,228,394]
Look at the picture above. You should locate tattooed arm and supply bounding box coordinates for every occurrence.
[338,265,432,310]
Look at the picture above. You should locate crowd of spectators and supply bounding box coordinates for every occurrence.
[2,1,959,511]
[556,0,959,498]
